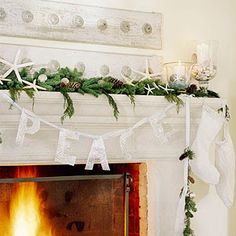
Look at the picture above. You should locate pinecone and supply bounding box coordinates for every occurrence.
[60,82,81,89]
[188,175,195,184]
[110,78,124,88]
[186,84,198,94]
[179,152,188,161]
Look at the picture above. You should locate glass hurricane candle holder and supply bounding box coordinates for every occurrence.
[190,40,218,90]
[164,61,192,89]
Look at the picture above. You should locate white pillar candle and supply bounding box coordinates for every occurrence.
[197,43,209,64]
[174,62,185,78]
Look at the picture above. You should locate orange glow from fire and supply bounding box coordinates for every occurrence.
[9,167,53,236]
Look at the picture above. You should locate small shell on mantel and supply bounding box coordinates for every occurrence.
[120,21,130,33]
[72,15,84,28]
[60,77,69,85]
[49,14,59,25]
[48,60,60,73]
[121,66,132,77]
[22,10,34,23]
[97,19,108,31]
[38,74,48,83]
[75,62,86,73]
[142,23,152,35]
[0,8,6,20]
[100,65,110,76]
[21,58,33,70]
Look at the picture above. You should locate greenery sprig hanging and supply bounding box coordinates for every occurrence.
[0,67,220,122]
[179,148,197,236]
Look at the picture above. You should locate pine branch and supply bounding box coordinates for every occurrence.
[165,93,184,112]
[60,90,75,123]
[103,91,119,120]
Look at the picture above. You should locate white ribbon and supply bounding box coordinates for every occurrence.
[16,108,40,146]
[55,129,80,166]
[120,128,133,160]
[175,95,191,235]
[85,136,110,171]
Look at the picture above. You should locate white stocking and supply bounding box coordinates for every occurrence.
[215,122,235,207]
[190,105,224,184]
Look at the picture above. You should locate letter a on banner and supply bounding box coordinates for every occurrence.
[85,136,110,170]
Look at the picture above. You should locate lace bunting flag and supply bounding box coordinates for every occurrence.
[16,108,40,146]
[149,112,177,144]
[85,136,110,170]
[55,129,80,165]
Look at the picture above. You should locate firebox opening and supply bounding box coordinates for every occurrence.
[0,163,146,236]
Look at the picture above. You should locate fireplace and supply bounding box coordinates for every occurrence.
[0,92,224,235]
[0,164,146,236]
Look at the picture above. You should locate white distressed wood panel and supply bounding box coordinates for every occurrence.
[0,0,162,49]
[0,91,224,165]
[0,43,162,80]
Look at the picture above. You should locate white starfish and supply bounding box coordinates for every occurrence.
[132,58,161,81]
[0,75,11,85]
[159,84,174,94]
[144,84,155,96]
[0,50,34,83]
[23,79,47,93]
[121,74,135,86]
[152,82,160,90]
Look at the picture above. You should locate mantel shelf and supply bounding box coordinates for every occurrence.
[0,90,224,165]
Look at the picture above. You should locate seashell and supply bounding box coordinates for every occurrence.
[0,8,6,20]
[191,53,197,64]
[75,62,85,73]
[48,60,60,73]
[142,23,152,35]
[100,65,110,76]
[38,74,48,83]
[0,58,8,73]
[21,58,33,70]
[60,77,70,85]
[97,19,108,31]
[22,11,34,23]
[120,21,130,33]
[72,15,84,28]
[121,66,132,77]
[49,14,59,25]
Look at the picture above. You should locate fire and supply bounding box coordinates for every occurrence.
[9,167,53,236]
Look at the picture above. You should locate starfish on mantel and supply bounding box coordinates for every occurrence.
[153,81,174,94]
[23,79,47,93]
[0,50,34,83]
[144,84,155,96]
[159,84,174,94]
[0,75,11,85]
[152,82,160,90]
[132,58,162,81]
[121,74,135,86]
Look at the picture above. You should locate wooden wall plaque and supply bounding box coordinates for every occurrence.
[0,0,162,49]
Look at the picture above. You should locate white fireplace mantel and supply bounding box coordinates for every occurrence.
[0,91,229,236]
[0,90,224,165]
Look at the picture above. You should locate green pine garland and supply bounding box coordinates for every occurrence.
[179,148,197,236]
[0,67,220,122]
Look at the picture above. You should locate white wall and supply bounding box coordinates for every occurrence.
[1,0,236,235]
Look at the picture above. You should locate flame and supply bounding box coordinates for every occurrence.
[9,167,53,236]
